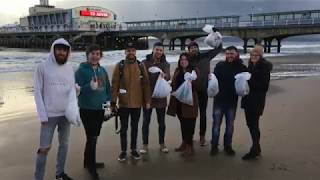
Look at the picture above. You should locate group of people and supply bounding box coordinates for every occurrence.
[33,37,272,180]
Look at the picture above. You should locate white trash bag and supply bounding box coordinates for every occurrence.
[202,24,223,48]
[207,73,219,97]
[234,72,251,97]
[172,70,197,106]
[149,66,172,98]
[65,87,81,126]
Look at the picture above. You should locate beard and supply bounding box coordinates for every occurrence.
[55,54,68,65]
[126,54,136,60]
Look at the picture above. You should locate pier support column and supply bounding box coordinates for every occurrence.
[172,38,175,51]
[243,38,248,54]
[277,38,281,53]
[180,38,186,51]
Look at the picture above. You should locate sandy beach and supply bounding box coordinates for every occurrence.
[1,54,320,180]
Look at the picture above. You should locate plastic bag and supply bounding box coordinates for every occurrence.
[207,73,219,97]
[234,72,251,97]
[152,76,172,98]
[65,87,81,126]
[204,32,222,48]
[149,67,162,73]
[203,24,222,48]
[184,70,197,81]
[172,80,193,106]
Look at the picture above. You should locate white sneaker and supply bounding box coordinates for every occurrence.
[139,145,148,154]
[160,145,169,153]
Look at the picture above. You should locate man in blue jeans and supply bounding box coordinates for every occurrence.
[33,38,75,180]
[210,46,247,156]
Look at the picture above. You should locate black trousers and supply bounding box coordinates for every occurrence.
[142,108,166,145]
[178,114,196,145]
[197,90,208,136]
[80,109,105,169]
[119,108,141,152]
[244,109,261,151]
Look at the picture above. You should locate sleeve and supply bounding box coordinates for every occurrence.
[163,62,171,81]
[141,63,152,105]
[111,63,120,104]
[105,69,112,101]
[75,68,92,94]
[202,43,223,62]
[33,65,48,123]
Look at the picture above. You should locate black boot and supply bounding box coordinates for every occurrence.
[242,146,261,160]
[224,145,236,156]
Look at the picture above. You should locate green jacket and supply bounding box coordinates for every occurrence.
[75,62,111,110]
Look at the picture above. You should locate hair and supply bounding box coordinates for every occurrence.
[153,42,164,49]
[225,46,238,52]
[177,52,193,72]
[54,44,70,51]
[251,44,264,57]
[86,44,103,60]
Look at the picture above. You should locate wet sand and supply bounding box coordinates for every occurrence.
[1,54,320,179]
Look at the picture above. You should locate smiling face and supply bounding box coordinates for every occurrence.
[88,50,102,66]
[125,48,136,60]
[225,49,238,62]
[153,45,164,60]
[179,55,189,69]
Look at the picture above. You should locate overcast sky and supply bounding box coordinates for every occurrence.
[1,0,320,25]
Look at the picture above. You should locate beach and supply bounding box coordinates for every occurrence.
[1,54,320,179]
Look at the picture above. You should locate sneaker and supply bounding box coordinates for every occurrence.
[210,146,219,156]
[200,136,207,146]
[55,173,73,180]
[139,145,149,154]
[160,144,169,153]
[224,145,236,156]
[131,150,141,160]
[117,151,127,162]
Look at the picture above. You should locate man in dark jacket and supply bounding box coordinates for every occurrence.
[241,45,273,160]
[210,46,247,156]
[140,42,171,154]
[188,40,223,146]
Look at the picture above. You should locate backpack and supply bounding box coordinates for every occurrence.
[118,59,145,80]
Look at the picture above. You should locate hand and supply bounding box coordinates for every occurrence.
[146,103,151,109]
[75,83,81,96]
[41,121,48,126]
[90,79,98,90]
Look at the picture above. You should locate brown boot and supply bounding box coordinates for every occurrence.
[175,142,186,152]
[200,136,207,146]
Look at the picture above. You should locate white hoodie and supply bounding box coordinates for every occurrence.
[34,38,75,123]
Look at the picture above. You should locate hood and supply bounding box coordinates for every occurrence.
[48,38,71,65]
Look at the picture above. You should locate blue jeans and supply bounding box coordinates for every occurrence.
[34,116,71,180]
[211,106,236,147]
[142,108,166,145]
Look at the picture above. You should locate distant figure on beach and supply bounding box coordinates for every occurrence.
[75,44,111,179]
[167,53,199,156]
[187,35,223,146]
[241,45,273,160]
[111,42,151,162]
[140,42,171,154]
[210,46,247,156]
[33,38,74,180]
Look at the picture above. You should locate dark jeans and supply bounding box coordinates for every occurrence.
[119,108,141,152]
[142,108,166,145]
[244,109,261,151]
[198,90,208,137]
[178,115,196,145]
[211,105,236,147]
[80,109,104,169]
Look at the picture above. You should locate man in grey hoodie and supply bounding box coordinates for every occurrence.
[34,38,74,180]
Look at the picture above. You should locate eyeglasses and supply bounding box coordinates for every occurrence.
[250,54,260,57]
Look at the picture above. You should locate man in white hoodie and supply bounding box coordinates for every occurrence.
[34,38,74,180]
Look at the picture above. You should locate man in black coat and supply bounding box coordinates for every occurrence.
[241,45,273,160]
[210,46,247,156]
[187,41,223,146]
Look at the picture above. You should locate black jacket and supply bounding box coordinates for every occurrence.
[241,58,273,115]
[189,45,223,92]
[214,59,248,108]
